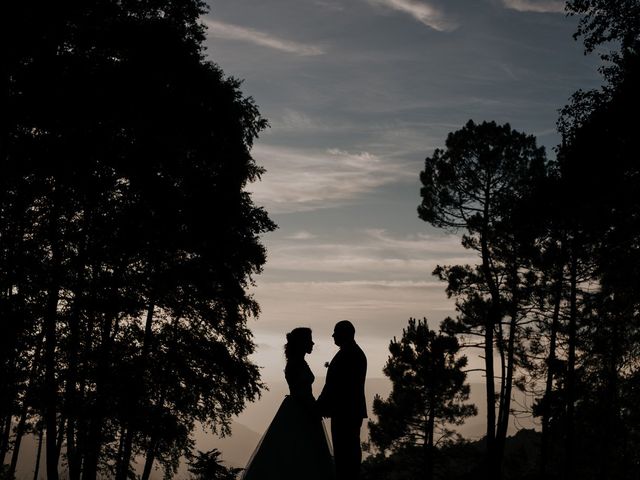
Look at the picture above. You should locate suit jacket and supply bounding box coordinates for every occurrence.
[317,341,367,420]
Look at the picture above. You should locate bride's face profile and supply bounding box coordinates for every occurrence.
[304,334,314,355]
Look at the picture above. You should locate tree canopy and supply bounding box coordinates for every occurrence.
[0,2,275,479]
[368,318,476,465]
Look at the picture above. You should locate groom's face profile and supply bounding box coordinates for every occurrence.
[332,330,348,347]
[332,321,355,347]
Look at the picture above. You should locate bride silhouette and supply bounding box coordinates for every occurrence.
[242,328,336,480]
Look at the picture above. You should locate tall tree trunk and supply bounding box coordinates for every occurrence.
[1,194,29,448]
[143,302,155,358]
[540,260,564,476]
[55,416,65,463]
[0,414,11,464]
[599,311,621,480]
[425,399,436,480]
[9,408,27,478]
[114,426,127,480]
[495,303,518,466]
[33,425,44,480]
[564,249,578,480]
[140,439,157,480]
[137,302,157,480]
[44,189,62,480]
[479,182,501,479]
[44,282,60,480]
[115,302,155,480]
[480,234,499,478]
[9,395,32,476]
[496,318,506,435]
[9,328,45,477]
[66,299,82,480]
[77,282,98,477]
[82,310,116,480]
[115,428,134,480]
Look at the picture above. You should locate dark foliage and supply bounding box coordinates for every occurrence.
[412,3,640,477]
[0,1,274,479]
[187,449,242,480]
[368,319,476,479]
[363,429,542,480]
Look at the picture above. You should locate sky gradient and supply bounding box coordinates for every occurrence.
[200,0,601,387]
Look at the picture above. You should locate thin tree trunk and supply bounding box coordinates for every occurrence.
[479,182,500,479]
[2,194,29,460]
[114,426,126,480]
[481,236,499,478]
[66,299,82,480]
[540,260,564,476]
[82,315,115,480]
[0,414,11,464]
[44,282,60,480]
[564,250,578,480]
[496,319,506,434]
[77,291,97,477]
[495,303,518,466]
[425,400,436,480]
[599,312,620,480]
[115,301,155,480]
[9,402,29,476]
[55,416,65,463]
[140,439,157,480]
[33,425,44,480]
[9,329,46,477]
[115,428,134,480]
[44,189,62,480]
[138,302,157,480]
[83,293,120,480]
[143,302,155,358]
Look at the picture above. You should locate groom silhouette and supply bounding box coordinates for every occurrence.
[318,320,367,480]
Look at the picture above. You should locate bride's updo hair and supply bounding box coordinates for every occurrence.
[285,327,312,360]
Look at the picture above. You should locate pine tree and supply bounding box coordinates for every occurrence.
[368,318,476,480]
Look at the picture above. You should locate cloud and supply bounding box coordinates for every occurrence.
[203,19,325,56]
[273,109,319,132]
[263,229,475,277]
[367,0,458,31]
[314,0,345,11]
[248,145,415,213]
[501,0,565,13]
[286,231,317,240]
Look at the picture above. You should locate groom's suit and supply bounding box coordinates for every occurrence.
[318,341,367,480]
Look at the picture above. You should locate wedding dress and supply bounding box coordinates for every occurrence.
[242,358,336,480]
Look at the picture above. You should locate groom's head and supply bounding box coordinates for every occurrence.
[332,320,355,347]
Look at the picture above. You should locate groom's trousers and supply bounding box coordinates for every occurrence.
[331,417,363,480]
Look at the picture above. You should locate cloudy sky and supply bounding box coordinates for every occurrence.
[201,0,601,386]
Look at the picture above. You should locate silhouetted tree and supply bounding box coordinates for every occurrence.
[552,1,640,474]
[418,119,545,478]
[187,449,242,480]
[368,318,476,480]
[0,1,274,479]
[567,0,640,55]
